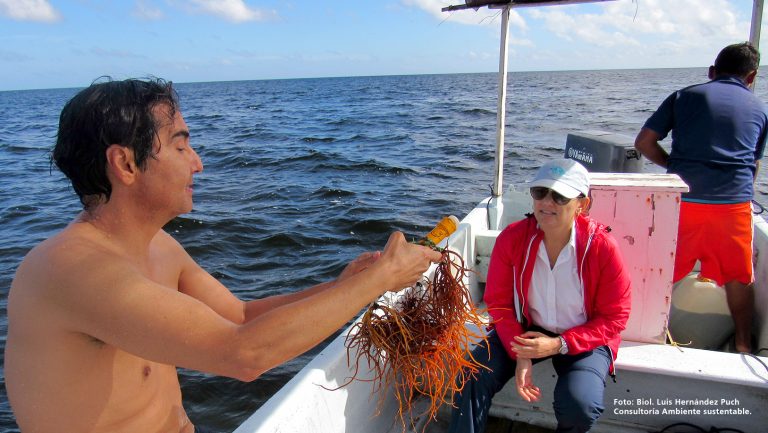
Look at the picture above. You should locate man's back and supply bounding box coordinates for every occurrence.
[5,221,194,433]
[634,42,766,354]
[644,76,768,201]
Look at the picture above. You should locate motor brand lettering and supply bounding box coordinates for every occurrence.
[567,148,594,165]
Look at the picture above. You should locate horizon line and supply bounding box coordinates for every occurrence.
[0,65,719,93]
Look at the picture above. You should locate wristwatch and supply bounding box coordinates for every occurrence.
[558,335,569,355]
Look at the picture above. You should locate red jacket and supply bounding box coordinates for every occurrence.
[484,214,632,372]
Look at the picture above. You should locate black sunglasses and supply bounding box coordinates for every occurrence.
[530,187,582,206]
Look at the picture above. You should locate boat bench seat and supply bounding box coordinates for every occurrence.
[474,229,500,283]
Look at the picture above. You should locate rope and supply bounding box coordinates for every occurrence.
[664,325,691,352]
[743,351,768,376]
[652,422,745,433]
[485,183,494,230]
[752,199,765,215]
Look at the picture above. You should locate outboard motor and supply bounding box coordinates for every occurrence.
[564,130,643,173]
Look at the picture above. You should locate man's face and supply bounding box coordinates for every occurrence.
[136,104,203,217]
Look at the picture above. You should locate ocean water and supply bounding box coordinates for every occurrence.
[1,69,767,432]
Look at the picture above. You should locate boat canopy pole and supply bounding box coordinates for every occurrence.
[750,0,764,90]
[482,1,616,198]
[750,0,764,49]
[492,5,512,198]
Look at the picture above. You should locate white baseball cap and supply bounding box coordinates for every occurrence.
[528,158,590,199]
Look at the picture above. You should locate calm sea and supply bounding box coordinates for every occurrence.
[1,69,767,432]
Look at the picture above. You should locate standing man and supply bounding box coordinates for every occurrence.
[4,77,442,433]
[635,42,768,354]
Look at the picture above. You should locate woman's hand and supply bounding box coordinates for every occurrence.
[515,358,541,402]
[511,331,561,359]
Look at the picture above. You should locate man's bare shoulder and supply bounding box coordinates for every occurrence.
[16,224,179,312]
[20,223,184,276]
[8,222,195,339]
[7,224,131,349]
[16,223,130,290]
[152,228,193,260]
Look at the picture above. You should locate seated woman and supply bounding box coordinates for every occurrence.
[448,158,632,433]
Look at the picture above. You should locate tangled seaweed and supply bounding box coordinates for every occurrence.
[341,248,489,431]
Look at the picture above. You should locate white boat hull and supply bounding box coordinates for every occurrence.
[235,184,768,433]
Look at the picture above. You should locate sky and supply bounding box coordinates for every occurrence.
[0,0,765,91]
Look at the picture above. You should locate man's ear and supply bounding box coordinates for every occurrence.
[105,144,138,185]
[745,70,758,86]
[708,65,716,80]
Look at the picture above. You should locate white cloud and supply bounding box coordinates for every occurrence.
[406,0,754,69]
[528,7,642,48]
[404,0,527,30]
[529,0,745,51]
[90,47,147,59]
[0,0,60,22]
[509,36,533,47]
[408,0,744,45]
[466,50,495,61]
[188,0,275,23]
[133,0,164,21]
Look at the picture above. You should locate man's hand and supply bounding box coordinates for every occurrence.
[515,358,541,402]
[634,127,669,168]
[378,232,443,291]
[512,331,560,359]
[338,251,381,282]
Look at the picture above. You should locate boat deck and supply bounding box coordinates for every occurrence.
[234,183,768,433]
[422,410,554,433]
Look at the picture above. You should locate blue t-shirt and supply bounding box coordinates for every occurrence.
[644,76,768,202]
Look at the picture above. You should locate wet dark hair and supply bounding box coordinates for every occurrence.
[52,77,179,209]
[714,42,760,78]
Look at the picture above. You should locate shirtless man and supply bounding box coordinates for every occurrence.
[4,78,442,433]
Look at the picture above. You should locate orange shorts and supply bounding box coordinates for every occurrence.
[673,201,753,286]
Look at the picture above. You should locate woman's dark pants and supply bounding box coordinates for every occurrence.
[447,330,611,433]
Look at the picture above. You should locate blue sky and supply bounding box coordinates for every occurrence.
[0,0,763,91]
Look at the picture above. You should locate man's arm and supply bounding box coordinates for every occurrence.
[179,246,381,324]
[244,251,380,321]
[51,232,440,382]
[755,160,761,181]
[634,127,669,168]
